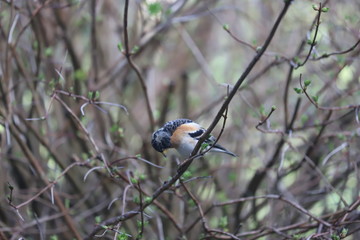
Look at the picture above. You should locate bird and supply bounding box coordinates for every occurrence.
[151,119,236,158]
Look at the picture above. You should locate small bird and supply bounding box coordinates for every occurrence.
[151,119,236,158]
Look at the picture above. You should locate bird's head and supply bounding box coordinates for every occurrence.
[151,119,193,157]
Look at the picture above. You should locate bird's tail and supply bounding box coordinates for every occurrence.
[208,143,237,157]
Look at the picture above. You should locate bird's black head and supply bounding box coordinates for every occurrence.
[151,129,171,153]
[151,119,193,154]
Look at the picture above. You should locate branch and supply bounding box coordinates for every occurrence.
[123,0,155,132]
[190,0,293,158]
[299,74,360,111]
[216,194,332,227]
[295,3,323,68]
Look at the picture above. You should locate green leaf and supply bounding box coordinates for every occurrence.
[148,2,162,15]
[33,40,39,49]
[271,105,277,111]
[50,235,59,240]
[139,174,146,181]
[132,45,139,53]
[74,69,87,81]
[136,220,143,228]
[321,7,329,12]
[304,79,311,87]
[94,91,100,99]
[117,232,129,240]
[144,197,152,204]
[201,142,210,151]
[130,178,138,184]
[331,234,340,240]
[293,56,300,64]
[117,42,123,51]
[88,91,93,99]
[259,105,265,115]
[133,196,140,204]
[219,216,228,229]
[312,95,319,103]
[223,24,230,31]
[45,47,53,57]
[182,170,192,180]
[95,216,102,223]
[340,228,348,237]
[293,88,302,94]
[301,115,309,124]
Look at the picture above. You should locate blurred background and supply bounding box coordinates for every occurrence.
[1,0,360,239]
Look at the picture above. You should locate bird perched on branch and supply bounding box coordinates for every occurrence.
[151,119,236,158]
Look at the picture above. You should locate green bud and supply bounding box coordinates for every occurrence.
[321,7,329,12]
[139,174,146,181]
[132,45,139,53]
[182,170,192,179]
[133,196,140,204]
[312,95,319,103]
[304,79,311,87]
[130,178,138,184]
[294,88,302,94]
[144,197,152,204]
[117,42,123,51]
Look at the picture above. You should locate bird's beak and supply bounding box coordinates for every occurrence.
[161,149,168,158]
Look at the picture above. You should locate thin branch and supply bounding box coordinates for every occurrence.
[299,74,360,111]
[190,0,293,158]
[255,106,283,135]
[123,0,155,132]
[312,39,360,61]
[216,194,332,227]
[295,3,322,68]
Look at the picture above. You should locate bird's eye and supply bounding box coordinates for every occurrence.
[189,129,205,138]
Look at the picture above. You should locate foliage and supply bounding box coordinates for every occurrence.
[0,0,360,239]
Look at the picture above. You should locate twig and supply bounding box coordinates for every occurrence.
[216,194,332,227]
[15,161,86,209]
[190,0,293,158]
[299,74,360,110]
[123,0,155,132]
[181,181,241,240]
[255,106,283,135]
[136,182,144,240]
[295,3,322,68]
[87,1,293,238]
[312,39,360,61]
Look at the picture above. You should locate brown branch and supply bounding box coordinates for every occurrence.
[190,0,293,159]
[6,119,83,239]
[181,181,241,240]
[312,39,360,61]
[216,194,332,227]
[123,0,155,132]
[136,182,144,240]
[255,106,283,135]
[90,0,98,90]
[15,161,86,209]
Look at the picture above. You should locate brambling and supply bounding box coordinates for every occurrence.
[151,119,236,158]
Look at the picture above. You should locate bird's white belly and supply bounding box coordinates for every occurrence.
[177,140,197,158]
